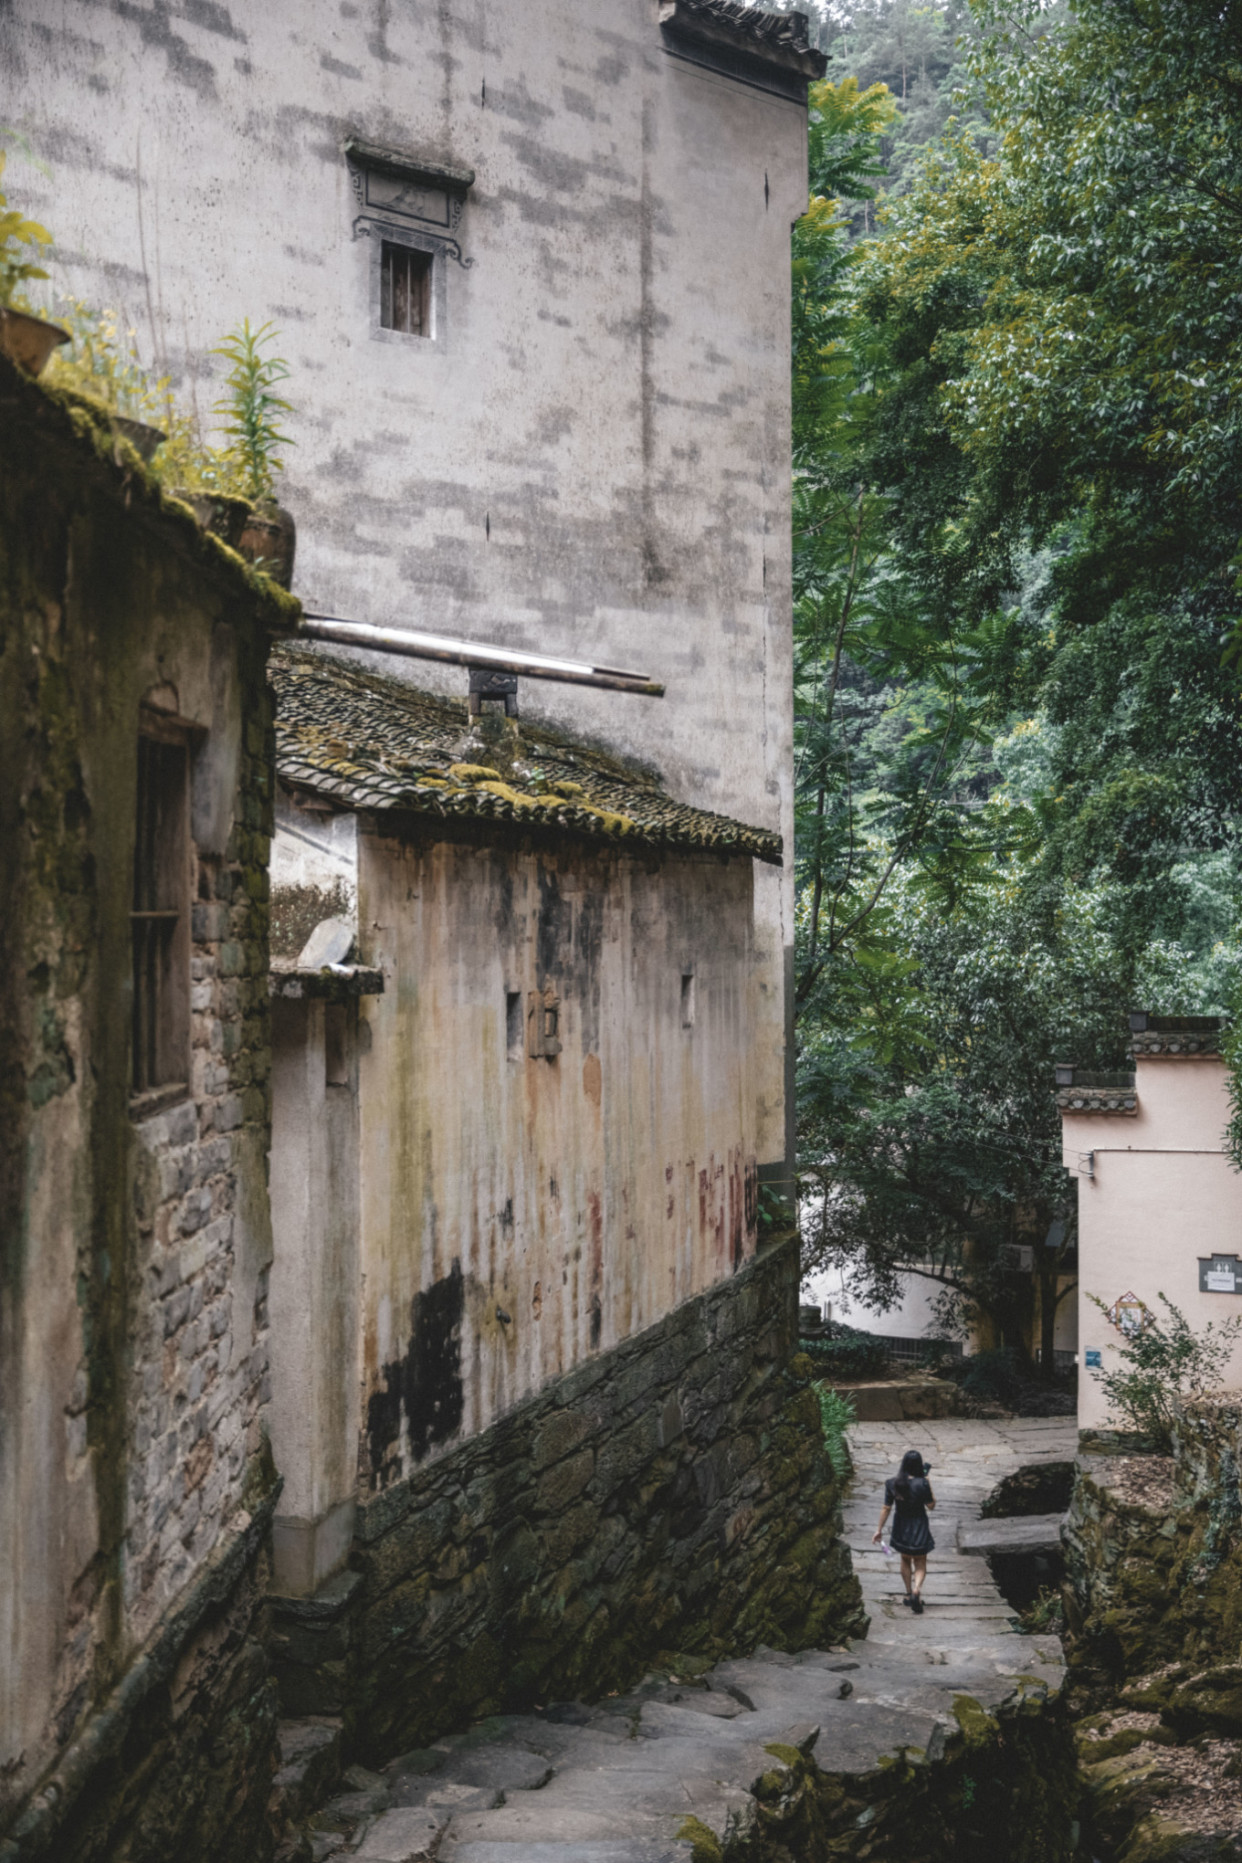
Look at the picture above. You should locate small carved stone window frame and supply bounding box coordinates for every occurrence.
[345,137,474,351]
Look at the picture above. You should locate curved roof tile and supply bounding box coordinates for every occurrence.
[272,645,782,866]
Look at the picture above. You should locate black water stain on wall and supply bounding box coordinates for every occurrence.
[366,1259,465,1483]
[536,867,571,985]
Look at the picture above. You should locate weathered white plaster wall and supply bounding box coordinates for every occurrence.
[269,997,361,1592]
[2,0,805,1173]
[355,826,758,1490]
[1065,1057,1242,1429]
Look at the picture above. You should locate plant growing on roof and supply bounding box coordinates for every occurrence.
[0,148,53,307]
[213,318,295,502]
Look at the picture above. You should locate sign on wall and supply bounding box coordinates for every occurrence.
[1199,1255,1242,1295]
[1104,1291,1153,1338]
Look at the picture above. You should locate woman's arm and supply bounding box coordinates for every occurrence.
[872,1503,891,1545]
[925,1486,936,1511]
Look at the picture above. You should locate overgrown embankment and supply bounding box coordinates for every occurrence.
[1064,1404,1242,1858]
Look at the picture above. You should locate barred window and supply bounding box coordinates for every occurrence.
[381,241,432,336]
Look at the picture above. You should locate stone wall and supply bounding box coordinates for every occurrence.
[1063,1407,1242,1856]
[270,1234,865,1759]
[1063,1404,1242,1703]
[0,363,293,1860]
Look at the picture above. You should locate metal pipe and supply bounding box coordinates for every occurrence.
[298,613,665,697]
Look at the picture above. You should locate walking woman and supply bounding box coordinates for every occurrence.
[872,1447,936,1614]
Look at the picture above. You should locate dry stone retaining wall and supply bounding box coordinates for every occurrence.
[270,1235,866,1759]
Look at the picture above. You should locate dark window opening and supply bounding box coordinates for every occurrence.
[381,242,432,335]
[681,971,696,1029]
[505,990,523,1061]
[131,733,190,1102]
[325,1003,350,1086]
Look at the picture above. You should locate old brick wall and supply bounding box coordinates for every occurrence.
[0,364,293,1861]
[271,1234,865,1759]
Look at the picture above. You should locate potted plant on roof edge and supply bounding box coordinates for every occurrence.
[214,318,297,588]
[0,149,68,376]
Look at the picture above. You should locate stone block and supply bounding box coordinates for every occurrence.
[533,1408,595,1469]
[536,1448,595,1514]
[352,1809,451,1861]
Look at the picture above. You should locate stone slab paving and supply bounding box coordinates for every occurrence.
[296,1417,1077,1863]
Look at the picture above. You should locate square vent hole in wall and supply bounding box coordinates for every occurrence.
[506,990,523,1061]
[381,241,432,335]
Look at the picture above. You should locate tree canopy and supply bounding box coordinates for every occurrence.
[791,0,1242,1364]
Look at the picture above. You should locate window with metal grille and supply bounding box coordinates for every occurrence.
[131,732,190,1102]
[381,241,432,335]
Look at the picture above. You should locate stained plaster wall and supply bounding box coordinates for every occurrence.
[1064,1057,1242,1430]
[354,820,758,1495]
[0,371,282,1857]
[269,994,362,1594]
[2,0,805,1180]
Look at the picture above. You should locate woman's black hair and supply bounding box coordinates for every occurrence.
[894,1447,925,1499]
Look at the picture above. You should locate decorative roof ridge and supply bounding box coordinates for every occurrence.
[666,0,819,55]
[1056,1085,1138,1116]
[658,0,828,82]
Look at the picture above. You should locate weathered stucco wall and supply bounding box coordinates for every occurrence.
[1064,1056,1242,1429]
[269,1234,865,1757]
[0,365,286,1861]
[355,821,758,1491]
[2,0,804,1177]
[269,994,363,1595]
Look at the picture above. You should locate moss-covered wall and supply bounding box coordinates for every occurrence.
[1064,1406,1242,1859]
[0,359,290,1861]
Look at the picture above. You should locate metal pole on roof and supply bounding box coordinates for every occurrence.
[298,613,665,698]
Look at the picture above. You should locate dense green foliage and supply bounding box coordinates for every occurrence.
[793,1,1242,1363]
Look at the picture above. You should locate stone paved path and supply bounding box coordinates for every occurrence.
[292,1417,1077,1863]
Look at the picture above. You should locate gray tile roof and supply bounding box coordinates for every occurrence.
[272,645,782,865]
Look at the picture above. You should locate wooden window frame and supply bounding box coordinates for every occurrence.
[130,712,194,1114]
[380,240,433,337]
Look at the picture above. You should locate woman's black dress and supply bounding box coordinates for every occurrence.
[885,1476,935,1554]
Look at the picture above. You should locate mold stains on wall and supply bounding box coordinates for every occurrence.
[366,1259,465,1485]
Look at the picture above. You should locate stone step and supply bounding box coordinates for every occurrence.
[957,1513,1066,1556]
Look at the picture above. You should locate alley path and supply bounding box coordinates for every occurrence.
[842,1417,1076,1648]
[294,1417,1076,1863]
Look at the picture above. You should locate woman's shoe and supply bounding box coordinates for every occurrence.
[912,1595,924,1614]
[901,1594,914,1607]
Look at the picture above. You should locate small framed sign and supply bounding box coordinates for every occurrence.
[1105,1291,1153,1338]
[1199,1255,1242,1295]
[1085,1349,1102,1369]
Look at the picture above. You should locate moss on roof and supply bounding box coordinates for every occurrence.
[0,355,301,633]
[272,643,782,864]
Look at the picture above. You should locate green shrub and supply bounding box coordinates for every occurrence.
[813,1383,856,1479]
[958,1347,1027,1406]
[0,148,53,308]
[800,1321,890,1380]
[213,318,294,501]
[1087,1291,1242,1450]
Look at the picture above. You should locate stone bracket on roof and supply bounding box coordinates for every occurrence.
[659,0,827,103]
[345,137,475,267]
